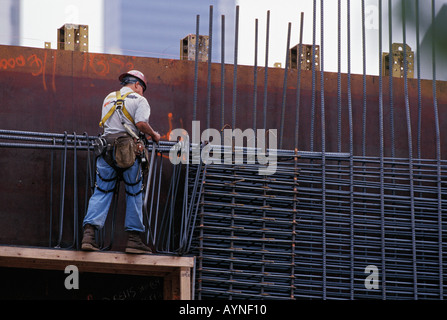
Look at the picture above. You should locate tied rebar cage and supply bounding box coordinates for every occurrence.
[191,153,447,300]
[0,131,207,255]
[189,2,446,300]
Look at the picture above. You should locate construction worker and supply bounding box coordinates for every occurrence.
[81,70,160,254]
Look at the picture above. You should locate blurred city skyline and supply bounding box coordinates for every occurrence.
[0,0,445,79]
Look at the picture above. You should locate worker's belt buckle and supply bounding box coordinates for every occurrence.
[92,136,107,156]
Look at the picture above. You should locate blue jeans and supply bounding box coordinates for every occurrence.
[83,156,145,232]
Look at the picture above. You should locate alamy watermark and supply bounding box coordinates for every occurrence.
[64,264,79,290]
[168,121,278,175]
[364,265,379,290]
[63,264,379,291]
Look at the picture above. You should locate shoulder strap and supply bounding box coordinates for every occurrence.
[99,91,134,127]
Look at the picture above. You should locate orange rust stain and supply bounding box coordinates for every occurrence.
[161,112,173,140]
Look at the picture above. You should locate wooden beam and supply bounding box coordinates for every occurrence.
[179,267,192,300]
[0,245,194,300]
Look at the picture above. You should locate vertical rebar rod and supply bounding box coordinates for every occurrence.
[56,132,68,248]
[359,1,368,298]
[279,22,291,149]
[73,132,78,250]
[263,10,270,130]
[416,0,422,159]
[261,175,266,299]
[230,6,239,297]
[181,153,190,250]
[49,138,55,247]
[336,0,344,232]
[146,150,159,245]
[221,14,225,134]
[320,0,327,300]
[402,0,418,299]
[291,150,298,299]
[347,0,354,300]
[253,18,258,133]
[295,12,304,150]
[378,0,386,300]
[310,0,317,152]
[232,5,239,130]
[229,166,235,300]
[193,14,200,122]
[387,0,397,255]
[337,0,342,153]
[431,0,444,299]
[388,0,395,157]
[198,170,204,300]
[207,6,213,129]
[83,132,94,215]
[261,160,267,299]
[361,0,367,157]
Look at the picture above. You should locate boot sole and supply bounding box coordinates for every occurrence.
[81,243,100,251]
[125,247,152,254]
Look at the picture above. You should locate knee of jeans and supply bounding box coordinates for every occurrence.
[96,158,118,181]
[123,166,142,189]
[125,180,142,195]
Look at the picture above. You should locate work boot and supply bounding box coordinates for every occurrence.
[81,224,100,251]
[125,231,152,254]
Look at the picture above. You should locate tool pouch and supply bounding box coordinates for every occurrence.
[113,134,136,169]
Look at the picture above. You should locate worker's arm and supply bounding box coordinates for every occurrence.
[136,121,160,143]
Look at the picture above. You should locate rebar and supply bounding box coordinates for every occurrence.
[0,1,445,301]
[1,128,444,299]
[187,2,445,301]
[192,154,446,300]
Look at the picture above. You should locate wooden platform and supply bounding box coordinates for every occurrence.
[0,245,195,300]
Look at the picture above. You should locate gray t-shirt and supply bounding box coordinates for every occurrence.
[101,87,151,137]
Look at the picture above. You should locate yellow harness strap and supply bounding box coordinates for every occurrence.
[99,91,134,127]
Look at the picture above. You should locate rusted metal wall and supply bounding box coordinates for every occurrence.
[0,44,446,248]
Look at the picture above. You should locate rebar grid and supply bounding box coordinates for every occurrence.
[188,1,445,300]
[191,155,446,300]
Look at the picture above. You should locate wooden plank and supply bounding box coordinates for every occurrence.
[179,267,192,300]
[0,245,194,299]
[0,246,194,272]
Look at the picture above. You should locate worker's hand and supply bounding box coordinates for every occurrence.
[152,131,161,143]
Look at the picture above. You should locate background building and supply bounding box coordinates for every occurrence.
[1,0,445,79]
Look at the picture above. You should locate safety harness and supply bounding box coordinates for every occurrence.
[99,91,135,128]
[94,166,144,197]
[95,90,145,197]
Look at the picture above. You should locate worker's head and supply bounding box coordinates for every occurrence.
[119,70,147,95]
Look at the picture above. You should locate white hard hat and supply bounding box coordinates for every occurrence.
[119,70,147,92]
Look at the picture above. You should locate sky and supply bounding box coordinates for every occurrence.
[19,0,105,52]
[8,0,372,74]
[1,0,445,79]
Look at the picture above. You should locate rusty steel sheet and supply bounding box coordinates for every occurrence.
[0,44,446,248]
[1,44,446,155]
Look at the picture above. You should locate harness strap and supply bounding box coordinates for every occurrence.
[95,182,116,194]
[125,185,144,197]
[96,168,117,182]
[95,179,144,197]
[123,176,142,186]
[99,91,134,127]
[95,160,144,197]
